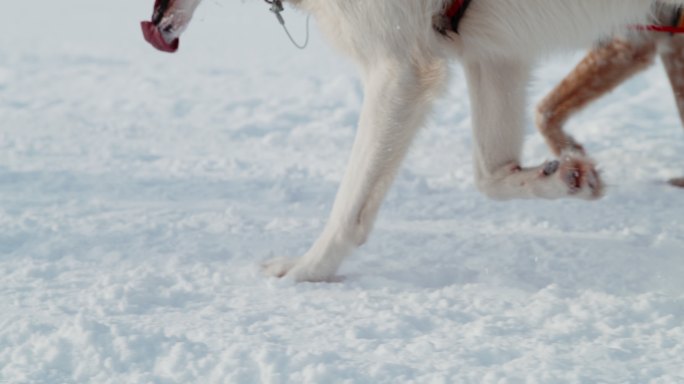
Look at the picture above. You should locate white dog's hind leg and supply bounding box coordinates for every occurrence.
[465,58,604,200]
[263,60,446,281]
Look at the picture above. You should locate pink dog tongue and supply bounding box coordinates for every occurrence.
[141,21,179,53]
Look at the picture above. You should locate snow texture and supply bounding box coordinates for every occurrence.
[1,1,683,383]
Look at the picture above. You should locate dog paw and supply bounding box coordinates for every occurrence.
[261,257,299,279]
[261,257,339,282]
[668,177,684,188]
[556,154,603,199]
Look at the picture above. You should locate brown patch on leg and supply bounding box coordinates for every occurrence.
[536,38,657,156]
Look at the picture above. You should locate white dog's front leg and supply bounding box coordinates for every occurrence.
[263,60,445,282]
[465,58,604,200]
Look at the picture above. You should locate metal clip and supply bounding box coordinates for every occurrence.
[264,0,310,50]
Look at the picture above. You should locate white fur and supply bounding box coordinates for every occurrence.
[160,0,677,281]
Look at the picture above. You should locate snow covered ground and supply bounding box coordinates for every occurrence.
[1,1,683,382]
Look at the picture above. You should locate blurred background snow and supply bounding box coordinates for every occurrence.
[1,1,683,382]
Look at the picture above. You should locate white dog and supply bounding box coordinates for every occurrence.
[142,0,679,282]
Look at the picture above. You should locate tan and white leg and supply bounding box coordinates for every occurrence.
[465,58,603,200]
[536,38,657,156]
[263,60,446,281]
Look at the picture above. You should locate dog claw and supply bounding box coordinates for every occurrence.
[564,169,581,191]
[586,169,598,190]
[261,257,297,279]
[555,155,604,199]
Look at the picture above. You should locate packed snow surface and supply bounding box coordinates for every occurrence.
[1,1,683,382]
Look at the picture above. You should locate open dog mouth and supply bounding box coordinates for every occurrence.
[141,0,180,53]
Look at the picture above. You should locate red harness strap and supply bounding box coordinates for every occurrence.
[631,24,684,33]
